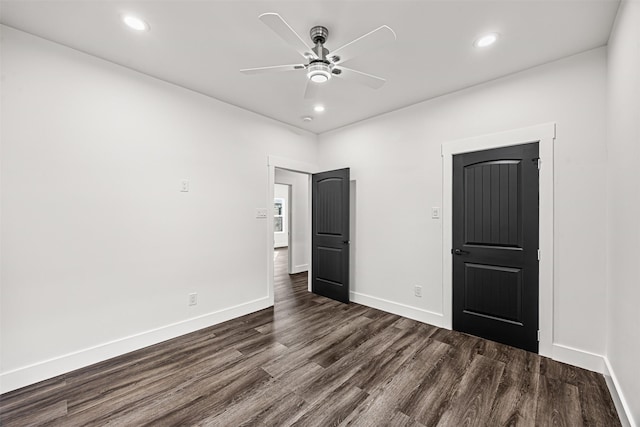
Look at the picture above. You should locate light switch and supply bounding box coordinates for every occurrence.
[431,207,440,219]
[256,208,268,219]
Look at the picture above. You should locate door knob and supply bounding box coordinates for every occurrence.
[453,248,469,255]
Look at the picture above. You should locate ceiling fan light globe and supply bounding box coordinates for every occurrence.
[307,63,332,83]
[310,73,329,83]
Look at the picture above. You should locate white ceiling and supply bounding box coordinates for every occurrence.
[0,0,620,134]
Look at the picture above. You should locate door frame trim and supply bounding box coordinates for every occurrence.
[287,184,293,274]
[441,122,555,357]
[267,156,319,306]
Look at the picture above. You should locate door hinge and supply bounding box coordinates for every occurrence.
[537,249,540,261]
[537,158,541,170]
[537,330,541,341]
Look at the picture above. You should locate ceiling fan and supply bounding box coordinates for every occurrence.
[240,13,396,99]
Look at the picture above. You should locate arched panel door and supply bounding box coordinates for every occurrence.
[453,143,539,352]
[312,168,350,303]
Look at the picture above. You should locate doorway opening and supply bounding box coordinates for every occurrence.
[272,167,311,305]
[267,157,354,307]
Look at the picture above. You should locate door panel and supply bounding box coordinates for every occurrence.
[464,160,521,247]
[453,143,539,353]
[312,168,350,303]
[464,263,522,324]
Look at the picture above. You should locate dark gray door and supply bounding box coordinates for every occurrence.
[453,143,539,352]
[312,168,350,303]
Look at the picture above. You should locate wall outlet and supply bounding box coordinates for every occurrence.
[255,208,268,219]
[431,207,440,219]
[414,285,422,297]
[188,293,197,306]
[180,179,190,192]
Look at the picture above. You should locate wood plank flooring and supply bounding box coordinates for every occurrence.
[0,248,621,426]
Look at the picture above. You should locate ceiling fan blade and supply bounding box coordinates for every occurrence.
[303,80,320,99]
[330,25,396,65]
[240,64,306,75]
[259,13,318,60]
[334,67,386,89]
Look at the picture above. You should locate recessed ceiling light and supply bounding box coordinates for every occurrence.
[474,33,499,48]
[302,116,313,122]
[123,15,149,31]
[313,105,325,113]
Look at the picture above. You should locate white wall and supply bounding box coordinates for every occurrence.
[0,26,317,392]
[606,1,640,425]
[275,169,309,273]
[318,48,608,368]
[274,184,289,248]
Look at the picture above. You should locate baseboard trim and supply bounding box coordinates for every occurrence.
[349,291,445,328]
[551,343,605,373]
[0,297,271,394]
[291,264,309,274]
[604,357,636,427]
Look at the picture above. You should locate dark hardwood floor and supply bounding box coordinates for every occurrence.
[0,248,621,426]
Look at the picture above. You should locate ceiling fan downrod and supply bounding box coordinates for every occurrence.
[310,25,330,62]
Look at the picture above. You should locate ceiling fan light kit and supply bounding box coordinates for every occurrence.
[240,13,396,98]
[307,63,332,83]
